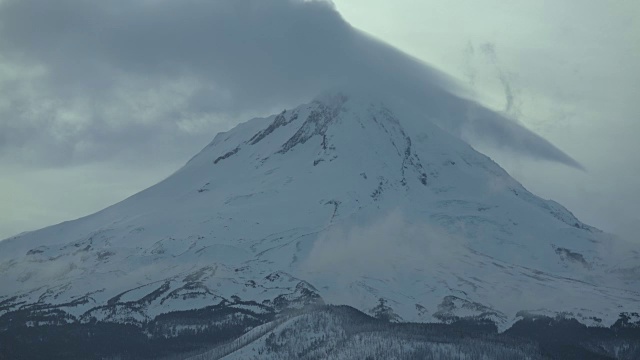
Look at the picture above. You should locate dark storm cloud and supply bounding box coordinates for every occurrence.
[0,0,581,168]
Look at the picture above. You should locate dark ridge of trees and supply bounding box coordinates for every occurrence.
[0,304,275,360]
[1,305,639,359]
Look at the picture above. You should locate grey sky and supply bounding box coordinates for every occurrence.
[0,0,638,242]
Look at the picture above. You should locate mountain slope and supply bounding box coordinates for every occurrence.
[0,93,638,337]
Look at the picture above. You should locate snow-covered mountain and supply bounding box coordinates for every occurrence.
[1,93,638,350]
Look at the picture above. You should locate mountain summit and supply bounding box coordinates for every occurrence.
[1,93,638,354]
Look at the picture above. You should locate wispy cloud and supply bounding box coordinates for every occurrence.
[302,209,467,281]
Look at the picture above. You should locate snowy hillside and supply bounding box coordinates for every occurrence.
[0,93,639,358]
[185,306,640,360]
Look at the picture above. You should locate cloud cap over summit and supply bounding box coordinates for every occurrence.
[0,0,580,168]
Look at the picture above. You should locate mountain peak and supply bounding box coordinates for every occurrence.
[0,94,638,340]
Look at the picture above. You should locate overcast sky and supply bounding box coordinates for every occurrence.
[1,0,638,243]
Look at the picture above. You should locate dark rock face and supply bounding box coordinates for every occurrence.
[553,246,592,269]
[433,295,506,324]
[213,147,240,164]
[277,97,345,155]
[249,110,299,146]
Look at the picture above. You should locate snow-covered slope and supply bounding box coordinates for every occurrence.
[192,306,547,360]
[0,93,638,332]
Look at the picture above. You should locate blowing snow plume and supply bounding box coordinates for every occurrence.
[0,0,581,168]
